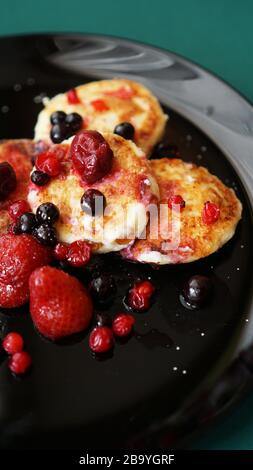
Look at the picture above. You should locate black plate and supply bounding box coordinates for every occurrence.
[0,34,253,450]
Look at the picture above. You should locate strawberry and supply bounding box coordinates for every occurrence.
[29,266,93,340]
[0,234,52,308]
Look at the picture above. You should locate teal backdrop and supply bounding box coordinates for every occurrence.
[1,0,253,450]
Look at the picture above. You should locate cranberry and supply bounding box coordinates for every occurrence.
[0,162,17,201]
[91,99,109,111]
[168,194,185,210]
[70,130,113,184]
[8,351,32,375]
[202,201,220,225]
[66,240,91,267]
[89,326,114,353]
[36,151,61,177]
[53,242,69,260]
[128,280,155,311]
[181,275,212,309]
[2,332,24,354]
[67,88,80,104]
[80,189,106,216]
[112,313,135,337]
[8,200,31,221]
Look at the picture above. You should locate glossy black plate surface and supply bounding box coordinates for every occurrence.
[0,34,253,449]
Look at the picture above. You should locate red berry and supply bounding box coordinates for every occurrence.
[112,313,135,337]
[91,99,109,111]
[67,88,80,104]
[202,201,220,225]
[66,240,92,267]
[36,151,61,177]
[2,332,24,354]
[128,280,155,312]
[29,266,93,340]
[53,242,69,261]
[70,130,113,184]
[168,194,185,210]
[8,199,31,221]
[0,234,52,308]
[8,351,32,375]
[89,326,114,353]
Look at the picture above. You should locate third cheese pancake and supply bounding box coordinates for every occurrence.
[121,158,242,264]
[34,79,167,155]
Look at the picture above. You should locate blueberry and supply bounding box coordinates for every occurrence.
[89,274,116,305]
[17,212,37,234]
[65,112,83,132]
[31,170,50,186]
[36,202,60,225]
[0,162,17,201]
[80,189,106,216]
[96,313,112,327]
[50,111,67,125]
[34,224,57,247]
[50,123,68,144]
[181,275,212,309]
[155,142,179,159]
[114,122,135,140]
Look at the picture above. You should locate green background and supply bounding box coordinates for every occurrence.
[1,0,253,449]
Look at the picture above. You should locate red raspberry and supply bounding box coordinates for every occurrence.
[128,280,155,312]
[112,313,135,337]
[8,199,31,221]
[36,151,61,177]
[67,88,80,104]
[70,130,113,184]
[89,326,114,353]
[66,240,92,267]
[53,242,69,261]
[91,99,109,111]
[29,266,93,340]
[0,234,52,308]
[2,332,24,354]
[8,351,32,375]
[202,201,220,225]
[168,194,185,210]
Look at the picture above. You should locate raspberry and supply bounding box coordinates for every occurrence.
[8,351,32,375]
[29,266,93,340]
[168,194,185,210]
[53,242,69,261]
[8,200,31,221]
[128,280,155,312]
[70,130,113,184]
[112,313,135,337]
[66,240,92,267]
[91,99,109,111]
[89,326,114,353]
[2,332,24,354]
[67,88,80,104]
[0,234,52,308]
[202,201,220,225]
[36,151,61,177]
